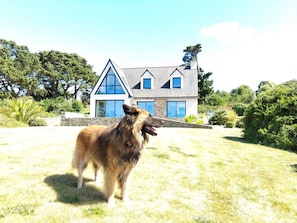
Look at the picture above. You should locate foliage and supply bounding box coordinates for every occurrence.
[0,114,28,127]
[205,90,229,106]
[198,68,214,104]
[0,39,97,101]
[71,99,83,112]
[182,43,202,66]
[209,109,237,127]
[0,39,40,99]
[209,110,228,125]
[256,80,276,96]
[0,97,45,124]
[28,118,47,127]
[244,80,297,151]
[184,114,198,123]
[230,84,255,104]
[225,121,234,128]
[37,50,97,100]
[40,97,83,113]
[232,103,247,116]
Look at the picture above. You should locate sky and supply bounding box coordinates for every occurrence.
[1,0,297,91]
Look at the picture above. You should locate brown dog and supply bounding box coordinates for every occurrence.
[72,104,164,206]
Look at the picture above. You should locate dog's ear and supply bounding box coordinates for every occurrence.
[123,104,138,115]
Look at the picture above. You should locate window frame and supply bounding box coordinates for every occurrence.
[95,100,124,117]
[166,101,186,118]
[137,101,155,115]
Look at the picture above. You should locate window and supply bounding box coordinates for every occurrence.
[137,101,154,115]
[167,101,186,118]
[95,100,124,117]
[96,69,125,94]
[172,77,181,88]
[143,78,151,89]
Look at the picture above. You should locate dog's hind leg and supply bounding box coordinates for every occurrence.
[77,160,87,188]
[93,161,100,183]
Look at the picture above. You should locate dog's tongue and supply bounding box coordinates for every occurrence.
[144,125,157,136]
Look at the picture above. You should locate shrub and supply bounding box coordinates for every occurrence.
[0,97,45,124]
[184,114,198,123]
[232,103,247,116]
[29,118,48,127]
[225,121,234,128]
[235,118,244,128]
[209,111,228,125]
[71,100,83,112]
[226,109,237,123]
[244,80,297,151]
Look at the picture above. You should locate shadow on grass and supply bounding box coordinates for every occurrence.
[224,136,250,144]
[44,173,106,205]
[290,164,297,173]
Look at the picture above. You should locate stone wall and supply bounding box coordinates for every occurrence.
[60,115,212,129]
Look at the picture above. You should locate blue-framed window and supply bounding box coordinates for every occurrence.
[143,78,151,89]
[137,101,154,115]
[96,69,125,94]
[172,77,181,88]
[167,101,186,118]
[95,100,124,117]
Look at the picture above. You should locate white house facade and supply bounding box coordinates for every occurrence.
[90,59,198,118]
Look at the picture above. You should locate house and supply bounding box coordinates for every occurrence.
[90,59,198,118]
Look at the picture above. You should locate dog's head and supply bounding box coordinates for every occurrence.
[123,104,164,136]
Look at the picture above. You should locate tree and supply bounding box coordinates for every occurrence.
[244,80,297,151]
[182,44,202,71]
[256,80,276,96]
[0,39,40,99]
[198,68,214,104]
[37,50,97,100]
[230,85,255,104]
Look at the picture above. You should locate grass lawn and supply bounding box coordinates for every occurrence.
[0,126,297,222]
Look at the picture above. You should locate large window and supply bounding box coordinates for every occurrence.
[96,69,125,94]
[137,101,154,115]
[172,77,181,88]
[167,101,186,118]
[143,78,151,89]
[95,100,124,117]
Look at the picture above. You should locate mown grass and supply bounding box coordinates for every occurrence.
[0,126,297,222]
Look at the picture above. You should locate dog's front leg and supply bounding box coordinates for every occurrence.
[104,168,117,207]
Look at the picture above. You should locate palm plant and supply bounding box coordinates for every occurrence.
[1,97,45,123]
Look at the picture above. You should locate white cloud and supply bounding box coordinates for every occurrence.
[201,21,255,44]
[200,21,297,91]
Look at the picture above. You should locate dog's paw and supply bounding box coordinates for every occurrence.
[107,197,116,208]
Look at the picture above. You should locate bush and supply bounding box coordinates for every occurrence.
[0,97,45,124]
[184,114,198,123]
[225,121,234,128]
[244,80,297,151]
[29,118,48,127]
[40,97,83,113]
[232,103,247,116]
[71,100,83,112]
[235,118,244,128]
[209,111,228,125]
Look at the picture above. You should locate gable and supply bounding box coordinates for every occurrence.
[91,59,133,97]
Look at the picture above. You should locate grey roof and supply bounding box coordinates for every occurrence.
[122,65,198,99]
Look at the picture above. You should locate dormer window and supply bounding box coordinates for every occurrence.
[170,68,183,89]
[141,69,154,89]
[143,78,151,89]
[172,77,181,88]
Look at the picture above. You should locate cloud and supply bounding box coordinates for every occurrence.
[201,21,255,44]
[200,21,297,91]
